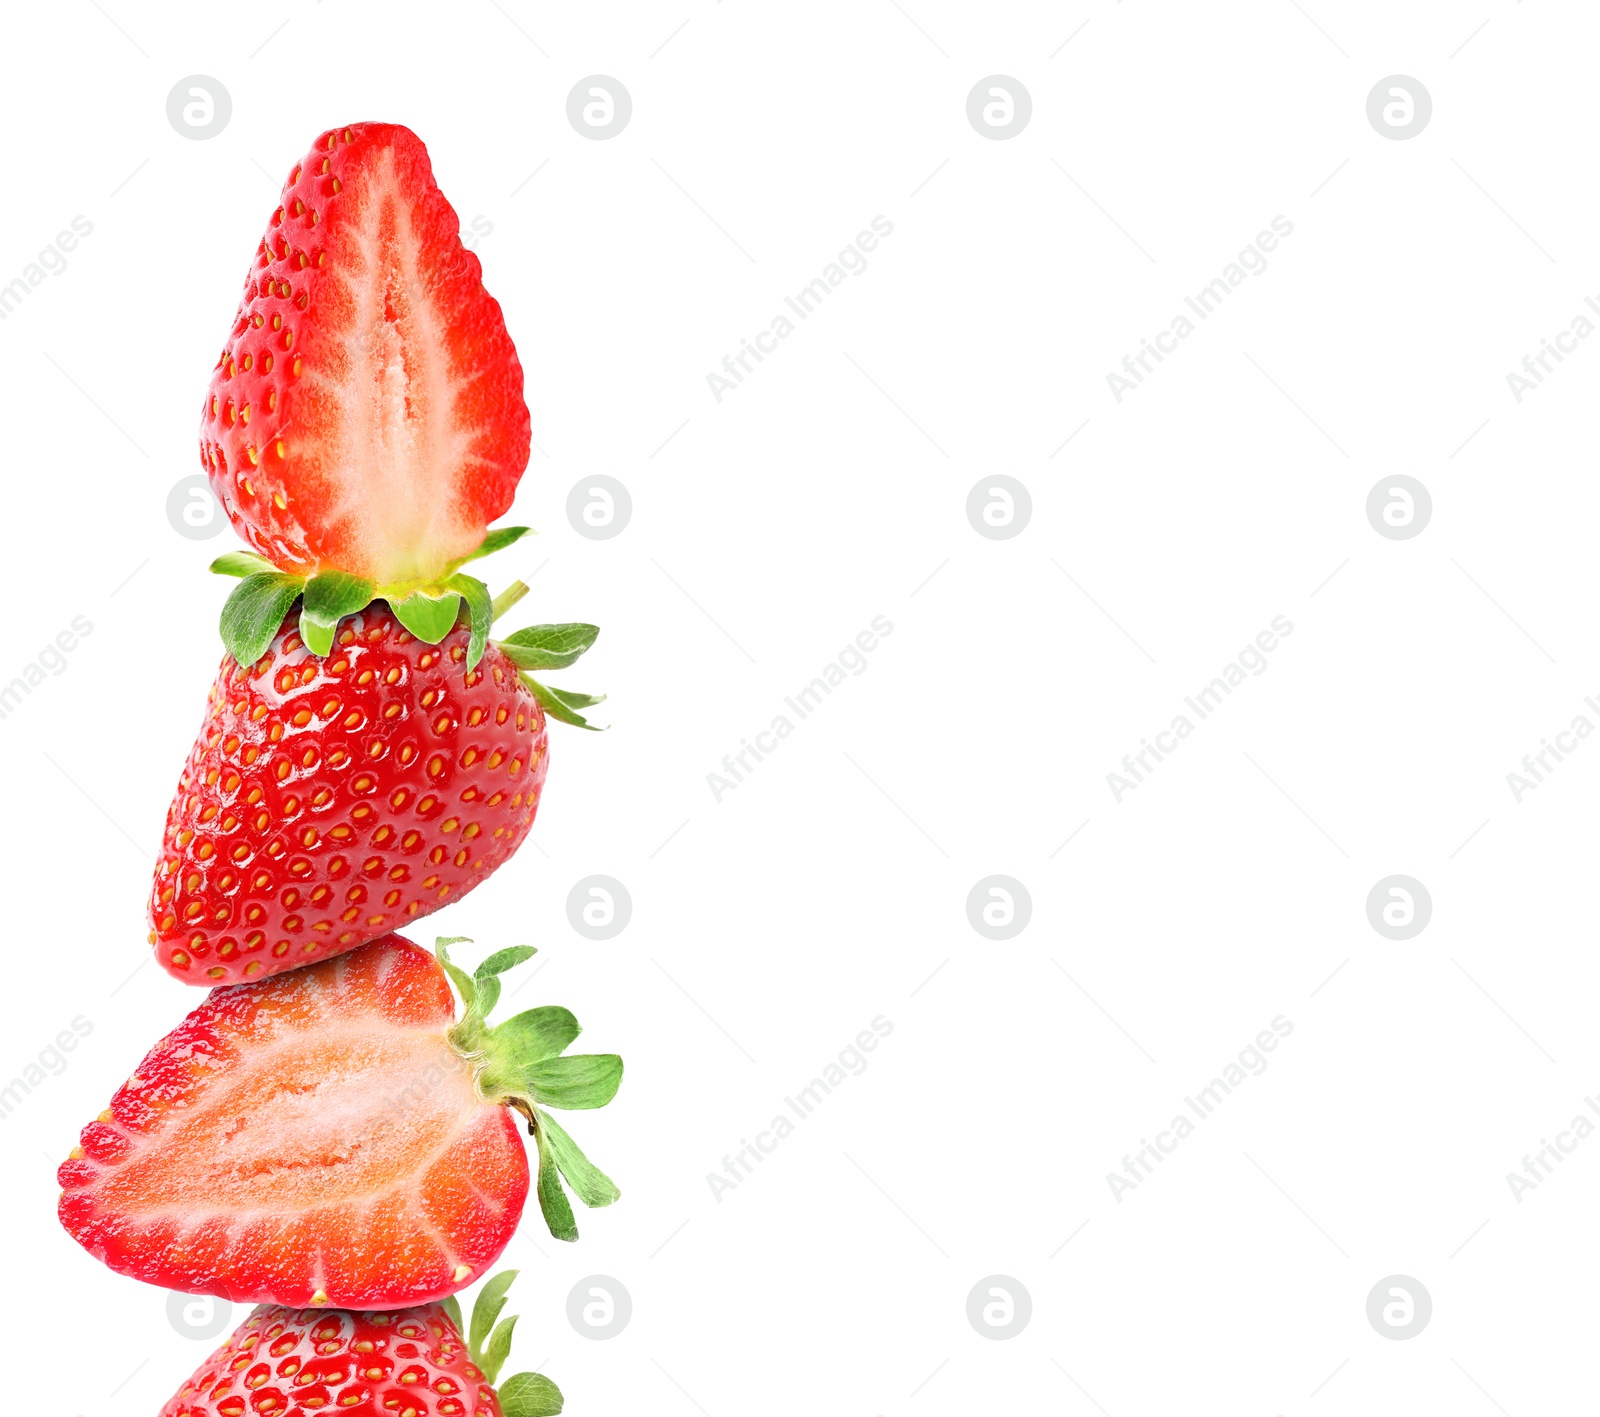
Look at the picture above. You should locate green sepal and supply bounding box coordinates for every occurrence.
[546,688,605,709]
[438,939,621,1243]
[444,572,493,670]
[435,937,479,1017]
[478,975,504,1022]
[460,1271,539,1391]
[496,1006,580,1062]
[299,570,376,656]
[469,1269,520,1357]
[523,1054,623,1110]
[220,572,306,666]
[499,1372,564,1417]
[472,945,536,1022]
[478,945,537,979]
[210,550,278,578]
[496,624,600,671]
[390,587,463,644]
[532,1113,579,1242]
[440,1294,463,1332]
[538,1107,620,1208]
[482,1315,518,1386]
[521,673,606,730]
[458,525,534,565]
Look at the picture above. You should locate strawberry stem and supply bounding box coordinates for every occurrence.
[492,579,530,619]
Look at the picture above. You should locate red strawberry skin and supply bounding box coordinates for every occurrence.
[59,936,530,1310]
[159,1298,501,1417]
[149,609,548,986]
[199,122,530,586]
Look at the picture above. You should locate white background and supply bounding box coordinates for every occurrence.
[0,0,1596,1412]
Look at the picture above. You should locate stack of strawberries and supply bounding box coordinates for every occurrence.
[55,123,619,1417]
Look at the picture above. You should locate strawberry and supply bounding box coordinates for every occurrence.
[200,122,530,590]
[170,123,605,986]
[149,585,603,986]
[158,1269,563,1417]
[59,935,622,1308]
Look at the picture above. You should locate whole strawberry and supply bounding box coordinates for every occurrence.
[61,935,620,1307]
[159,1270,563,1417]
[149,590,600,985]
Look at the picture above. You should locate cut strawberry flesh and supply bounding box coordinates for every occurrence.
[103,1032,473,1206]
[199,123,530,585]
[58,936,529,1308]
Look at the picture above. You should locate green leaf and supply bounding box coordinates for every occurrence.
[499,1372,564,1417]
[496,1006,581,1062]
[299,570,375,656]
[521,674,606,730]
[440,1294,463,1333]
[434,939,478,1015]
[496,624,600,671]
[449,944,531,1028]
[478,945,537,980]
[445,572,493,670]
[390,588,463,644]
[469,1269,520,1356]
[472,943,537,1021]
[538,1108,620,1208]
[210,550,278,578]
[460,525,534,564]
[546,688,605,709]
[482,1314,519,1385]
[533,1117,579,1242]
[524,1054,623,1110]
[477,973,504,1021]
[220,572,305,666]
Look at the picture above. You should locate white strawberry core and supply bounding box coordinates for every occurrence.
[318,150,478,585]
[102,1029,481,1212]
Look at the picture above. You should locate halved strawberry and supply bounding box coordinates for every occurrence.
[150,585,603,986]
[59,936,621,1308]
[201,122,530,589]
[159,1269,563,1417]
